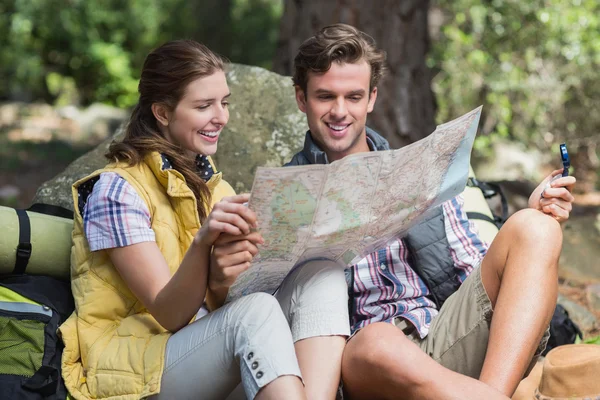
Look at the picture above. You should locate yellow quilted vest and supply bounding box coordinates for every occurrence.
[59,152,235,400]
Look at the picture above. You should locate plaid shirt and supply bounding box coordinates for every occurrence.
[83,172,155,251]
[349,194,489,338]
[82,154,215,251]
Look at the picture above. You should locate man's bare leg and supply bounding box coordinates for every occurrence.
[342,322,508,400]
[295,336,346,399]
[478,208,562,394]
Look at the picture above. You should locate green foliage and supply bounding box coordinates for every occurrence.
[431,0,600,159]
[576,333,600,344]
[229,0,284,69]
[45,73,78,106]
[0,0,283,107]
[584,335,600,345]
[0,0,169,106]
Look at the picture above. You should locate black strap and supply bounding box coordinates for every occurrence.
[467,212,497,225]
[14,209,32,275]
[467,178,508,226]
[22,365,60,396]
[347,267,355,320]
[28,203,74,219]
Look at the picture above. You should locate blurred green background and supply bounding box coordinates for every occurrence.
[0,0,283,107]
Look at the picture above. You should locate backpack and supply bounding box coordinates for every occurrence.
[0,204,75,399]
[465,176,508,230]
[543,303,583,356]
[0,275,74,399]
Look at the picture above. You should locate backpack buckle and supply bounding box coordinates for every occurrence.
[467,177,479,187]
[16,242,32,261]
[468,177,498,198]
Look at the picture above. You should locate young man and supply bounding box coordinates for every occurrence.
[285,24,576,399]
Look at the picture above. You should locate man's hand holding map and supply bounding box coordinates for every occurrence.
[226,106,483,302]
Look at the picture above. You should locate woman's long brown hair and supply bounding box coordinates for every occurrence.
[106,40,226,222]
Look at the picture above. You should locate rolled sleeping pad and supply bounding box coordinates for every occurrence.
[462,166,500,245]
[0,206,73,281]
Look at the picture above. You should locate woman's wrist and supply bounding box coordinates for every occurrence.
[193,228,212,248]
[191,230,213,254]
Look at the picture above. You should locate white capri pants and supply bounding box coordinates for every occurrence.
[153,259,350,400]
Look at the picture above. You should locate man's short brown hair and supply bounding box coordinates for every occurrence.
[293,23,386,93]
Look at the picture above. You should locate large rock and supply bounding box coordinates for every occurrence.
[558,294,598,335]
[33,64,308,210]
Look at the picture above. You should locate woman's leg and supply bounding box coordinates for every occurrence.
[155,292,305,400]
[275,259,350,399]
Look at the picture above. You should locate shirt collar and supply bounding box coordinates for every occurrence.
[366,135,377,151]
[159,153,216,182]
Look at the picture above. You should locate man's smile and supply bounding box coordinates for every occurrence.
[325,122,351,137]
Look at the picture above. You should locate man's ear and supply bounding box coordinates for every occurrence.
[151,103,170,127]
[294,85,307,113]
[367,87,378,113]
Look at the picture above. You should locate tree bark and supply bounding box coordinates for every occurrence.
[273,0,436,148]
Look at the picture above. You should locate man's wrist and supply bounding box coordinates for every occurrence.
[206,284,229,311]
[208,276,230,292]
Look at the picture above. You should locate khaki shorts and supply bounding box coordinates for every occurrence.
[394,266,550,378]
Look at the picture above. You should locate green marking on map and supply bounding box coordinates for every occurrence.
[270,180,317,228]
[260,181,317,259]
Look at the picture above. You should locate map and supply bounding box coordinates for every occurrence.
[226,106,483,302]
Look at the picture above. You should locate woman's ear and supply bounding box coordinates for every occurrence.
[151,103,170,127]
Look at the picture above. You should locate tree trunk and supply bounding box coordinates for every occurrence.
[190,0,233,56]
[273,0,436,148]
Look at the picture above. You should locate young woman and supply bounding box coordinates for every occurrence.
[59,40,307,400]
